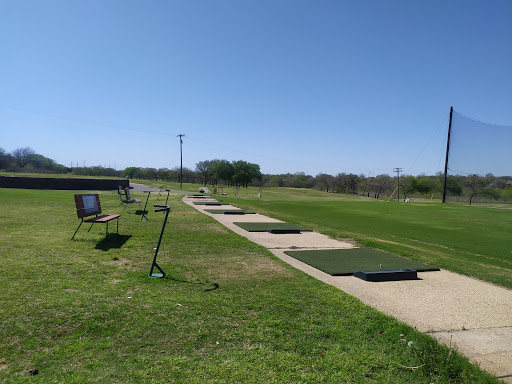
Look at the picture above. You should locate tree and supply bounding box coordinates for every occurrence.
[213,160,234,185]
[347,173,359,194]
[333,173,349,193]
[400,175,417,201]
[157,168,171,181]
[122,167,141,179]
[12,147,35,167]
[369,174,391,199]
[269,174,285,187]
[231,161,262,188]
[0,148,13,169]
[196,160,215,185]
[464,174,487,205]
[415,175,433,195]
[316,173,333,192]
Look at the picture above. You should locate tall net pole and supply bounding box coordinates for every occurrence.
[177,134,185,189]
[442,106,453,203]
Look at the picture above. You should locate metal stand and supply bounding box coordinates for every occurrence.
[157,188,171,204]
[149,204,170,278]
[141,191,151,221]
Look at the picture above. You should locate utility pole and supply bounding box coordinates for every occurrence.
[177,134,185,189]
[393,168,402,202]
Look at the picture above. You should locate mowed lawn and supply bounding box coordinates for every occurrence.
[217,187,512,289]
[0,188,501,383]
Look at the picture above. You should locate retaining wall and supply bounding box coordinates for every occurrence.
[0,176,129,190]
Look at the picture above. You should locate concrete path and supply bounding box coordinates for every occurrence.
[130,183,191,193]
[184,195,512,383]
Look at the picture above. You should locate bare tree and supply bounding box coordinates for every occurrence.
[12,147,35,167]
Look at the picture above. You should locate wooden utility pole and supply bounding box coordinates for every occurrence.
[394,168,402,202]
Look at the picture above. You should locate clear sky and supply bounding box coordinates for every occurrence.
[1,0,511,177]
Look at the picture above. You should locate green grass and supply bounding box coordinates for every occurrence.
[284,248,439,276]
[216,186,512,289]
[0,187,501,383]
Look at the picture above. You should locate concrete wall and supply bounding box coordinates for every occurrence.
[0,176,129,190]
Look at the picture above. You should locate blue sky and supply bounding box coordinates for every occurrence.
[1,0,511,176]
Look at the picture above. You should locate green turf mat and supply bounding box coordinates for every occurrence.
[284,248,439,276]
[193,201,230,205]
[204,209,255,214]
[234,222,312,232]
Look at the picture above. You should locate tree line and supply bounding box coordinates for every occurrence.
[0,147,67,173]
[2,147,511,203]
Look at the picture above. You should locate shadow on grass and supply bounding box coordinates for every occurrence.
[166,277,220,292]
[95,234,132,251]
[135,210,148,216]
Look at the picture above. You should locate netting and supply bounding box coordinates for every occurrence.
[447,110,512,177]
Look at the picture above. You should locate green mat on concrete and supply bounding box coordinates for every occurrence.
[284,248,439,276]
[204,209,255,214]
[234,222,312,232]
[193,201,230,205]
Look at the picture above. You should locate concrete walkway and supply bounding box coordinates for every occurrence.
[184,195,512,383]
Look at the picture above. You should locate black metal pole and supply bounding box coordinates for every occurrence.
[442,106,454,203]
[149,205,170,278]
[141,191,151,221]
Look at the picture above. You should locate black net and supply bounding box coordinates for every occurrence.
[448,111,512,177]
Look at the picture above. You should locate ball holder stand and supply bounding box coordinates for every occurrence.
[140,191,151,221]
[149,204,170,278]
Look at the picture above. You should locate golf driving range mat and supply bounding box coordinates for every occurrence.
[193,201,230,205]
[204,209,256,214]
[234,222,313,232]
[284,248,439,276]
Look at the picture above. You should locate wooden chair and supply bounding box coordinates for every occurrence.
[72,194,120,239]
[118,187,141,208]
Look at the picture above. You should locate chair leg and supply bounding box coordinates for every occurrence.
[87,222,95,233]
[72,220,83,240]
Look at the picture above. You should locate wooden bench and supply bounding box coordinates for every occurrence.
[118,187,141,207]
[72,194,120,239]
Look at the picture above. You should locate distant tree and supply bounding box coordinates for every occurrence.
[316,173,333,192]
[464,174,487,205]
[213,160,234,185]
[0,148,6,167]
[415,175,433,195]
[369,174,391,199]
[196,160,214,185]
[0,147,13,169]
[26,154,55,170]
[269,174,285,187]
[400,175,417,201]
[230,160,262,188]
[122,167,141,179]
[287,172,313,188]
[247,162,262,186]
[180,167,197,183]
[347,173,359,194]
[12,147,35,167]
[157,168,171,181]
